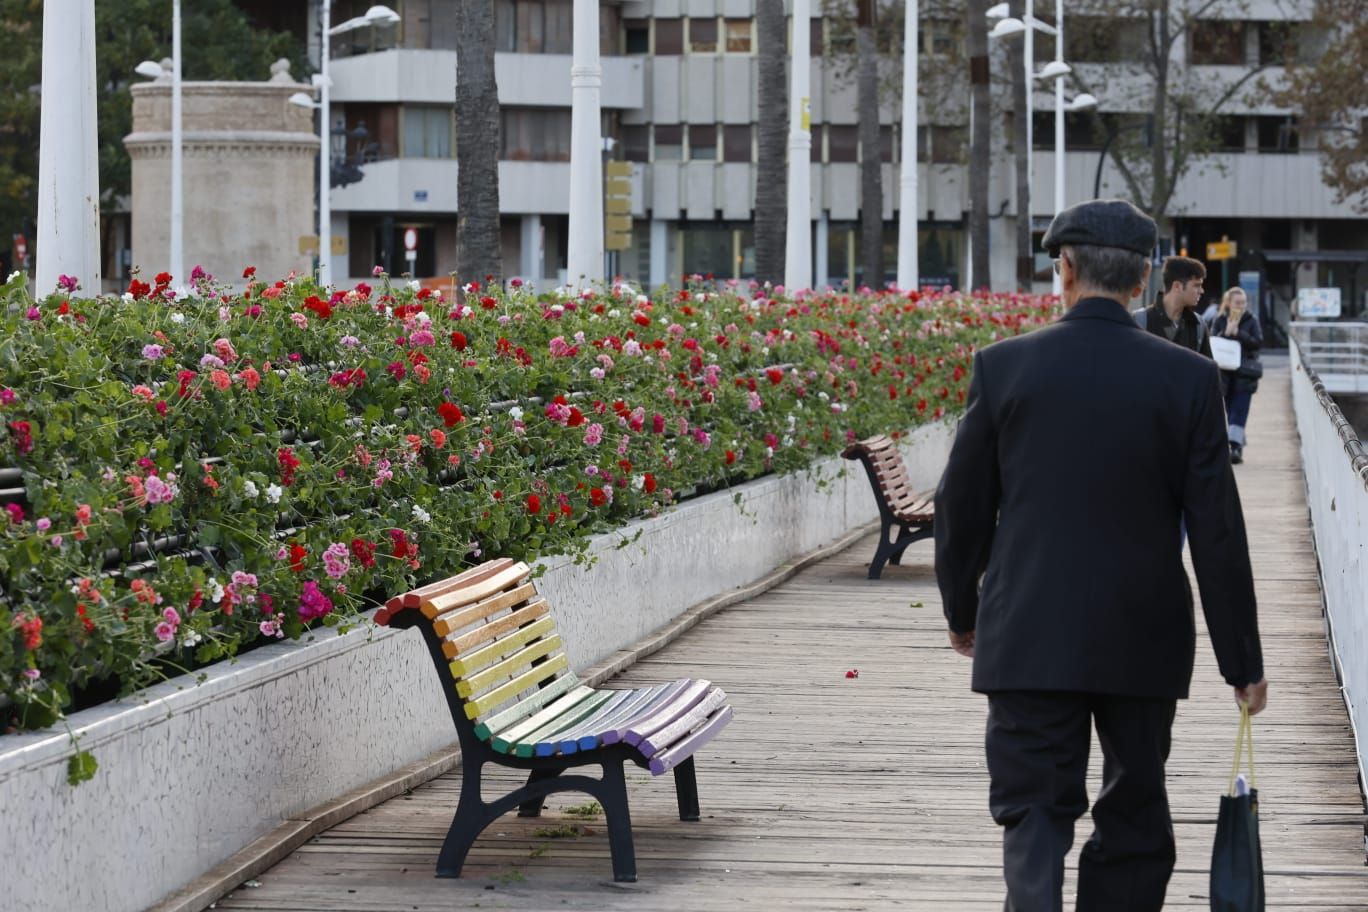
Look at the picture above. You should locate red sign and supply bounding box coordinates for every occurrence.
[403,228,418,252]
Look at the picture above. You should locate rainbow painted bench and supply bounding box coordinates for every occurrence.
[375,558,734,883]
[842,434,936,579]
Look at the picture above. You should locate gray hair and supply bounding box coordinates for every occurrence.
[1064,244,1147,295]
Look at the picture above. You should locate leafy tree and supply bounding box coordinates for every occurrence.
[454,0,502,282]
[1275,0,1368,211]
[0,0,303,256]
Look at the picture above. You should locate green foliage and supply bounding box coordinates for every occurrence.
[66,748,98,785]
[0,0,305,240]
[0,270,1055,733]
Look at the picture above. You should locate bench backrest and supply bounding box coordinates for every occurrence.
[376,558,582,742]
[841,434,924,518]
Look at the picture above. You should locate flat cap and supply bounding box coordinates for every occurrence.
[1041,198,1157,257]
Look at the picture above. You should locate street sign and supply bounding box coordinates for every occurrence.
[403,228,418,252]
[606,215,632,233]
[605,162,633,178]
[604,163,634,251]
[1206,240,1238,261]
[1297,287,1342,319]
[299,235,348,255]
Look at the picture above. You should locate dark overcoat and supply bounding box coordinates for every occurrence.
[934,297,1264,699]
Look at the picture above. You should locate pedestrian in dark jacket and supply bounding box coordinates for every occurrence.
[1210,286,1263,464]
[1136,255,1213,358]
[935,199,1266,912]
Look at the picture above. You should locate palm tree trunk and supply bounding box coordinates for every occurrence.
[754,0,788,285]
[857,23,884,288]
[1008,0,1030,289]
[966,0,991,290]
[455,0,502,282]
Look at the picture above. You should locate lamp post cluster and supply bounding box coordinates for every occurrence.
[987,0,1096,293]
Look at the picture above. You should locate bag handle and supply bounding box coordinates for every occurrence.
[1227,701,1257,796]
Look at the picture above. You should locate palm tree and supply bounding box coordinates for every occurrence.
[966,0,991,289]
[856,0,883,287]
[754,0,788,285]
[455,0,502,282]
[1008,0,1030,289]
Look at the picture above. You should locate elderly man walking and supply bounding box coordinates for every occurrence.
[933,199,1267,912]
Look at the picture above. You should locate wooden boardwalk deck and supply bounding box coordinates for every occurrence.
[217,357,1368,911]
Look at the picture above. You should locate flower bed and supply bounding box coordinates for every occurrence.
[0,268,1055,741]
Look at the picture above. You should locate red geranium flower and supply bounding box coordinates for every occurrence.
[526,494,542,514]
[765,368,784,385]
[643,473,657,494]
[450,331,467,351]
[590,487,607,507]
[438,402,465,427]
[289,543,308,573]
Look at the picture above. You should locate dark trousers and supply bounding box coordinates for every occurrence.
[1220,373,1254,446]
[986,691,1178,912]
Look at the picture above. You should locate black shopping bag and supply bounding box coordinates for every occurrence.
[1210,703,1264,912]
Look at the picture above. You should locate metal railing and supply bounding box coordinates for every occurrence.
[1289,321,1368,394]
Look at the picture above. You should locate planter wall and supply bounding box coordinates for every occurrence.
[1,424,953,912]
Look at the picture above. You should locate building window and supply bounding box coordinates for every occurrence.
[725,19,753,53]
[501,108,572,161]
[930,126,965,163]
[1065,16,1146,63]
[655,18,683,54]
[621,125,650,162]
[1211,115,1248,153]
[1256,21,1301,66]
[829,125,858,162]
[493,0,573,53]
[810,124,824,163]
[723,124,753,162]
[1189,20,1246,65]
[624,18,649,54]
[689,17,718,53]
[1256,116,1298,154]
[654,124,683,160]
[402,106,454,158]
[688,123,718,160]
[810,19,824,56]
[924,18,961,57]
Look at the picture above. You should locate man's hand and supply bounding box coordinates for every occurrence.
[1235,678,1268,715]
[948,629,975,658]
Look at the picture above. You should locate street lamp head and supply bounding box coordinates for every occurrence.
[363,5,402,24]
[986,2,1010,18]
[134,60,167,80]
[989,17,1027,39]
[1066,93,1098,112]
[288,91,319,109]
[1037,60,1072,80]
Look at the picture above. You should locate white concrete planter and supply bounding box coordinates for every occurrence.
[1,423,953,912]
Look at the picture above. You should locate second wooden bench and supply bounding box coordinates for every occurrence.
[842,434,936,579]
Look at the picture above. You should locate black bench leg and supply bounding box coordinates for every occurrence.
[868,518,896,580]
[517,768,564,817]
[888,524,911,565]
[673,756,701,822]
[436,760,489,878]
[599,760,638,883]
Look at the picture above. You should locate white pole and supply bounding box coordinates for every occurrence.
[784,0,813,291]
[36,0,101,292]
[1024,0,1033,233]
[567,0,604,286]
[1051,0,1065,295]
[171,0,184,284]
[318,0,333,288]
[896,0,919,291]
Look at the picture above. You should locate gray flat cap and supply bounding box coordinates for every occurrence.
[1041,198,1157,257]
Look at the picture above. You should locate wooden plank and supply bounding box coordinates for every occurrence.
[448,615,556,678]
[558,683,676,754]
[514,690,620,758]
[649,704,736,775]
[638,687,730,757]
[432,582,539,637]
[463,654,569,719]
[476,677,588,743]
[421,561,531,618]
[455,634,564,698]
[445,599,550,656]
[623,679,714,746]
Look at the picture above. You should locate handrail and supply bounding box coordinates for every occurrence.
[1292,334,1368,493]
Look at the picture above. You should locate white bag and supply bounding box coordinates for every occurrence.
[1210,335,1242,371]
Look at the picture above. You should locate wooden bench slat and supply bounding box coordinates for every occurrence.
[490,685,600,752]
[647,705,735,776]
[463,653,570,719]
[456,634,564,698]
[621,679,714,747]
[422,561,532,618]
[449,615,557,678]
[445,598,550,656]
[639,688,730,757]
[432,581,539,637]
[597,679,697,746]
[513,690,621,757]
[477,679,589,743]
[402,558,515,610]
[532,688,643,756]
[556,683,677,755]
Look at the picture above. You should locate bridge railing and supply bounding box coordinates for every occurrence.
[1290,338,1368,788]
[1290,321,1368,394]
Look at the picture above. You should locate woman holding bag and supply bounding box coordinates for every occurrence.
[1211,287,1263,464]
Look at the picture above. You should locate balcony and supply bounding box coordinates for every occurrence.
[329,50,645,109]
[331,159,591,215]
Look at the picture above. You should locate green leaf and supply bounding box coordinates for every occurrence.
[67,750,98,786]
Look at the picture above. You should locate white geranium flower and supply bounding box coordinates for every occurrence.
[265,484,283,504]
[242,479,259,498]
[170,312,186,324]
[411,503,431,523]
[207,577,225,604]
[508,405,524,421]
[408,280,421,291]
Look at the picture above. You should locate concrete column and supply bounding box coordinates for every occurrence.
[520,214,543,285]
[566,0,604,286]
[36,0,101,293]
[650,218,667,289]
[784,0,813,291]
[815,212,829,289]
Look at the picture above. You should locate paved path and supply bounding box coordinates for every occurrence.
[217,357,1367,910]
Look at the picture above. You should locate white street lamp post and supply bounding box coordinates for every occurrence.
[784,0,813,292]
[566,0,604,287]
[37,0,101,292]
[302,4,399,288]
[171,0,183,284]
[896,0,919,291]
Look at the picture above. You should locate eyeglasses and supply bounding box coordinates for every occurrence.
[1052,254,1070,276]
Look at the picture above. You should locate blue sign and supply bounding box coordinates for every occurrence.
[414,190,429,202]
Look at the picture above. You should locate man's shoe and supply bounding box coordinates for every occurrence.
[1230,444,1244,465]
